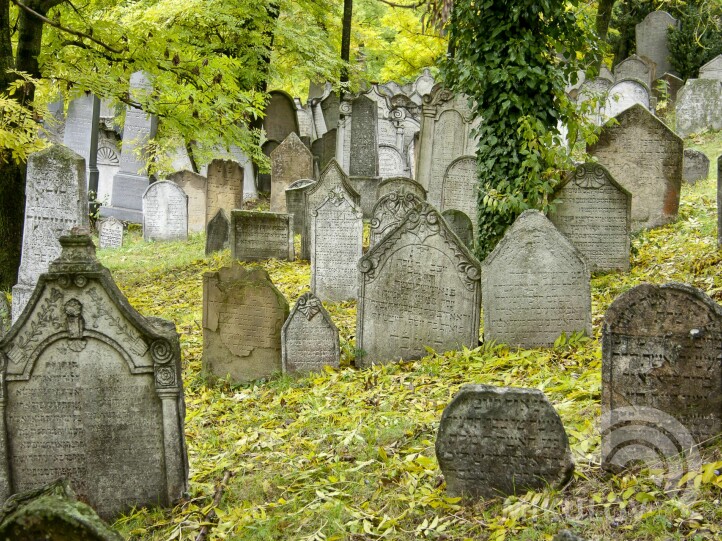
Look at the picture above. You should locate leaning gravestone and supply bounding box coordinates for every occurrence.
[699,55,722,82]
[205,159,244,227]
[281,292,340,374]
[376,176,427,201]
[548,163,631,271]
[98,217,124,249]
[683,149,710,184]
[167,170,206,233]
[482,210,591,348]
[0,231,188,518]
[589,104,683,231]
[271,133,313,213]
[436,385,574,500]
[0,294,9,338]
[205,209,230,255]
[142,181,188,242]
[230,211,294,262]
[357,202,481,367]
[441,209,474,250]
[635,11,678,77]
[202,264,289,383]
[602,283,722,452]
[604,80,650,120]
[369,192,424,248]
[285,178,315,236]
[12,145,88,322]
[440,155,478,234]
[675,79,722,137]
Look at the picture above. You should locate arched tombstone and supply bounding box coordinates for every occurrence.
[263,90,299,143]
[604,80,650,120]
[635,11,679,77]
[376,176,427,201]
[440,156,478,235]
[369,192,425,248]
[613,54,655,90]
[142,181,188,242]
[441,209,474,250]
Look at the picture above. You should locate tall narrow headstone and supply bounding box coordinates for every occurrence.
[441,209,474,250]
[202,264,289,383]
[167,170,206,233]
[340,94,379,177]
[270,133,313,213]
[205,159,244,226]
[635,11,678,77]
[230,211,294,261]
[440,156,478,234]
[357,202,481,367]
[142,181,188,242]
[205,209,230,255]
[0,232,188,518]
[369,192,424,248]
[482,210,591,348]
[98,217,124,249]
[12,145,88,322]
[62,93,100,187]
[285,179,315,236]
[264,90,300,143]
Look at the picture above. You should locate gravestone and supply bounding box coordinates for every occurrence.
[43,98,65,144]
[281,292,340,374]
[0,294,9,338]
[378,144,407,178]
[264,90,299,143]
[0,232,188,519]
[12,145,88,322]
[357,202,481,367]
[602,283,722,453]
[589,104,683,231]
[270,133,313,213]
[257,140,280,193]
[683,149,710,184]
[349,176,382,219]
[440,156,478,234]
[613,55,654,89]
[441,209,474,250]
[347,95,379,177]
[604,80,650,120]
[230,211,294,262]
[436,385,574,500]
[655,73,684,103]
[202,264,288,383]
[369,192,424,247]
[718,156,722,249]
[482,210,591,348]
[320,92,340,131]
[576,77,612,126]
[285,178,315,236]
[311,128,337,173]
[98,217,124,249]
[635,11,678,77]
[376,176,427,201]
[699,55,722,82]
[205,159,244,226]
[205,209,230,255]
[167,170,206,233]
[95,130,120,204]
[675,79,722,137]
[62,93,100,184]
[548,163,631,271]
[142,181,188,242]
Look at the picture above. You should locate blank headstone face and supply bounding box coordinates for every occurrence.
[602,283,722,452]
[635,11,678,76]
[675,79,722,138]
[604,80,650,120]
[369,192,424,247]
[264,91,299,143]
[142,181,188,242]
[167,170,206,233]
[613,55,654,89]
[285,179,315,236]
[589,104,683,231]
[482,210,591,348]
[349,95,379,177]
[230,211,294,262]
[270,133,313,213]
[206,159,244,226]
[441,156,478,234]
[202,265,289,383]
[0,233,187,519]
[205,209,230,255]
[376,177,427,201]
[699,55,722,82]
[378,145,406,178]
[683,149,710,184]
[436,385,574,500]
[281,292,340,374]
[98,217,124,249]
[357,203,481,367]
[441,209,474,250]
[548,163,631,271]
[62,94,99,178]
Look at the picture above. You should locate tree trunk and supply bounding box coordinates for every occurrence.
[340,0,352,90]
[596,0,616,44]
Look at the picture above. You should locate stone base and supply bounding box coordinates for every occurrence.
[10,284,33,324]
[99,205,143,223]
[103,171,149,223]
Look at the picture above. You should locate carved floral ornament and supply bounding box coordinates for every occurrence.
[339,101,353,116]
[296,293,322,321]
[572,164,609,189]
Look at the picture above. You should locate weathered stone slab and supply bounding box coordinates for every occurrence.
[347,95,379,177]
[589,104,683,231]
[369,192,424,248]
[376,176,427,201]
[320,92,340,131]
[613,55,654,89]
[635,11,678,76]
[548,163,631,271]
[602,283,722,454]
[576,77,612,126]
[0,232,188,519]
[98,217,123,249]
[0,294,9,339]
[167,170,206,233]
[230,211,294,262]
[12,145,88,322]
[206,159,244,226]
[349,175,382,219]
[202,264,288,383]
[281,292,340,374]
[264,90,299,143]
[378,144,407,178]
[675,79,722,137]
[62,93,100,183]
[441,209,474,250]
[683,149,710,184]
[142,181,188,242]
[270,133,313,213]
[286,178,315,237]
[482,210,591,348]
[441,155,478,234]
[436,385,574,500]
[699,55,722,82]
[718,156,722,248]
[205,209,230,255]
[604,80,650,120]
[357,202,481,366]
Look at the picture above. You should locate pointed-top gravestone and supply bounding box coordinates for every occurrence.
[205,209,230,255]
[206,159,244,227]
[270,132,313,213]
[357,202,481,367]
[142,181,188,242]
[635,11,678,77]
[0,231,188,519]
[441,209,474,250]
[441,155,478,234]
[98,217,124,249]
[282,292,340,374]
[167,170,206,233]
[369,191,424,248]
[482,210,591,348]
[699,54,722,82]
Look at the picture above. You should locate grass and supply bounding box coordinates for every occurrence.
[98,136,722,540]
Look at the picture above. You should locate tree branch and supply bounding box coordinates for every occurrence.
[375,0,425,8]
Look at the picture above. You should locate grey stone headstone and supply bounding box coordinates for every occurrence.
[655,73,684,103]
[675,79,722,137]
[281,292,340,374]
[202,264,288,383]
[699,55,722,82]
[285,178,316,237]
[683,149,710,184]
[576,77,612,126]
[167,170,206,233]
[613,55,654,89]
[589,104,683,232]
[0,232,188,519]
[548,163,631,271]
[62,93,100,184]
[602,283,722,460]
[205,209,230,255]
[320,92,340,131]
[718,156,722,249]
[436,385,574,500]
[441,209,474,250]
[357,202,481,367]
[635,11,678,77]
[0,293,9,338]
[376,176,427,201]
[378,144,407,178]
[311,128,337,174]
[230,211,294,262]
[206,159,244,227]
[349,95,379,177]
[12,145,88,322]
[43,98,65,144]
[604,80,650,120]
[482,210,591,348]
[98,217,124,249]
[142,181,188,242]
[349,176,382,219]
[271,133,313,213]
[440,155,478,234]
[264,91,300,144]
[369,192,424,248]
[96,130,120,205]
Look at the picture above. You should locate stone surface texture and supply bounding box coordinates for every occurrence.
[167,170,206,233]
[270,133,313,213]
[604,80,650,120]
[635,11,678,76]
[285,178,316,236]
[205,159,244,226]
[683,149,710,184]
[376,176,427,201]
[205,209,229,255]
[142,181,188,241]
[441,209,474,250]
[699,55,722,82]
[440,155,478,234]
[369,192,424,248]
[675,79,722,137]
[98,217,123,249]
[230,211,294,262]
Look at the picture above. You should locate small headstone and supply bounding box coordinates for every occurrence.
[0,232,188,518]
[683,149,710,184]
[604,80,650,120]
[699,55,722,82]
[98,217,124,249]
[441,155,478,234]
[441,209,474,250]
[281,292,340,374]
[482,210,591,348]
[435,385,574,500]
[205,159,244,226]
[230,211,294,262]
[635,11,678,76]
[376,176,427,201]
[270,133,314,213]
[369,192,424,247]
[167,170,206,233]
[548,163,631,271]
[675,79,722,137]
[264,90,300,143]
[202,264,289,383]
[602,283,722,451]
[613,55,654,89]
[285,178,316,236]
[0,293,9,338]
[142,181,188,242]
[205,209,230,255]
[357,202,481,366]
